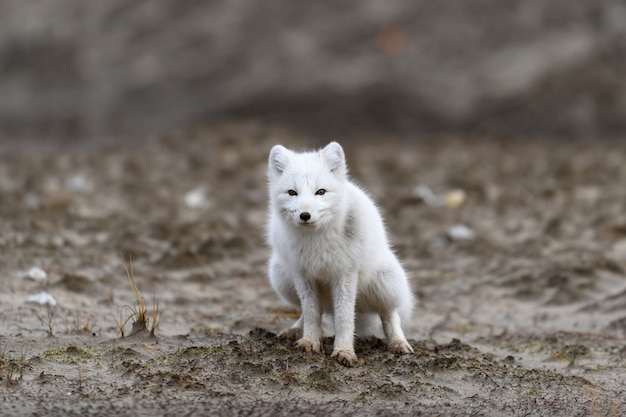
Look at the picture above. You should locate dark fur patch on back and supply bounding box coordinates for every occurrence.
[343,211,357,240]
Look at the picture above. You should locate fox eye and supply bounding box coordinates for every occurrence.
[315,189,326,196]
[287,190,297,196]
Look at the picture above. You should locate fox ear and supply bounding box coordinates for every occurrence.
[321,141,346,175]
[268,145,290,177]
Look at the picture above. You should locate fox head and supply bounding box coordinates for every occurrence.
[268,142,347,229]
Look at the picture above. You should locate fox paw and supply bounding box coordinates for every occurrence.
[295,338,321,353]
[278,327,303,341]
[331,349,358,367]
[388,339,414,354]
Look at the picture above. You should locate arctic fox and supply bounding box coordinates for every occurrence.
[267,142,415,367]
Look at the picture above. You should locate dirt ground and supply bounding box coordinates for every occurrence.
[1,123,626,416]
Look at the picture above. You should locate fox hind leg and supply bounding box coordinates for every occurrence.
[269,256,306,339]
[381,310,413,354]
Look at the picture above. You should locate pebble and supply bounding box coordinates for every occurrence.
[184,187,211,209]
[26,291,57,306]
[444,189,467,209]
[413,185,443,207]
[27,266,48,281]
[447,224,476,241]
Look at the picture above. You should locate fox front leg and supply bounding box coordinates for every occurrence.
[294,279,323,353]
[330,274,358,367]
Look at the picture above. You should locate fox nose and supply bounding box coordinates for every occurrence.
[300,212,311,222]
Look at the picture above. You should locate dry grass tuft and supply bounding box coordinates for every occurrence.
[115,255,160,337]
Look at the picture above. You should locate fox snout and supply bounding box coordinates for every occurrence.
[299,212,311,222]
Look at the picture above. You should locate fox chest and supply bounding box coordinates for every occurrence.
[289,236,357,279]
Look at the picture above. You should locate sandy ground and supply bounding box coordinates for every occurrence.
[1,123,626,416]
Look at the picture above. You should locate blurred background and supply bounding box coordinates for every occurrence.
[1,0,625,149]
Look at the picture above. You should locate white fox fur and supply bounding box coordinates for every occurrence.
[267,142,415,367]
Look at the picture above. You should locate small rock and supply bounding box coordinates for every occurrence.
[184,187,210,209]
[447,224,476,241]
[413,185,468,209]
[503,355,516,364]
[27,266,48,281]
[412,185,443,207]
[444,189,467,209]
[66,174,90,193]
[26,291,57,306]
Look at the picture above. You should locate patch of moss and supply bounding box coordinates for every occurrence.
[43,345,98,363]
[353,393,366,402]
[497,340,548,356]
[554,344,590,365]
[527,341,548,354]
